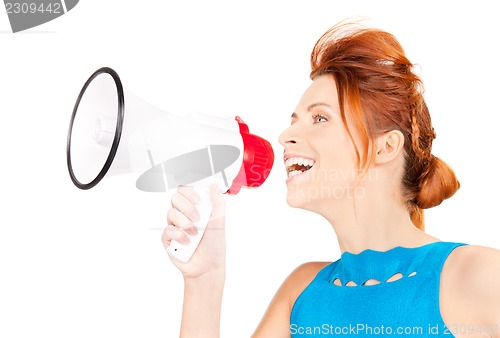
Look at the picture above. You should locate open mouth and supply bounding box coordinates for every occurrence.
[285,157,315,178]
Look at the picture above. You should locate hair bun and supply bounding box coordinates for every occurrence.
[417,155,460,209]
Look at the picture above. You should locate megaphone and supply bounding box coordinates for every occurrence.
[66,67,274,262]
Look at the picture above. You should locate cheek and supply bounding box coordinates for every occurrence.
[311,153,359,195]
[317,134,358,171]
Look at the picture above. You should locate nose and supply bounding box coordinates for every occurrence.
[278,124,298,147]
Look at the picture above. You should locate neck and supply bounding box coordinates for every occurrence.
[315,191,439,255]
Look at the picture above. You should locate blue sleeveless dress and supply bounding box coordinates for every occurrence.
[290,241,467,337]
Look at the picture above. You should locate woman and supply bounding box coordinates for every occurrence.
[162,21,500,337]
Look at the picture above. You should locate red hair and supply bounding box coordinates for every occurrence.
[310,21,460,230]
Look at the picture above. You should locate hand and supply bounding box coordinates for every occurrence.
[162,184,226,280]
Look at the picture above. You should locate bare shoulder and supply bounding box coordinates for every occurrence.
[284,261,332,302]
[266,261,332,313]
[251,261,331,338]
[441,244,500,333]
[445,244,500,268]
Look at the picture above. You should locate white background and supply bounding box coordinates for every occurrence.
[1,1,499,337]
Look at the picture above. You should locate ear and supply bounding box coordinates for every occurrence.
[374,130,405,164]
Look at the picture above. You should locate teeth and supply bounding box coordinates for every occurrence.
[285,156,316,178]
[285,157,316,167]
[288,170,303,177]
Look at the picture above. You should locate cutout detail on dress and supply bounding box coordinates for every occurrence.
[331,270,418,287]
[333,278,342,286]
[362,278,381,286]
[386,272,403,283]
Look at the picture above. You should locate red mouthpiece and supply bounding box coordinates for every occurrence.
[227,116,274,195]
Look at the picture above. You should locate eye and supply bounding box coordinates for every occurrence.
[312,114,328,123]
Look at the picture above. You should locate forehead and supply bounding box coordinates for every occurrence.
[295,75,340,112]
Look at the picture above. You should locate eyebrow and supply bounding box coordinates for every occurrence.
[291,102,334,119]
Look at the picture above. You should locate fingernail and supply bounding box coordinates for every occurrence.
[193,193,201,204]
[187,225,198,236]
[181,235,190,244]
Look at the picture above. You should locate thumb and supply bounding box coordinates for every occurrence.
[207,184,226,228]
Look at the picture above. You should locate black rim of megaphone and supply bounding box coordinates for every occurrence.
[66,67,125,190]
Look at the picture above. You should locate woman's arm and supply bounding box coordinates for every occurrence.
[163,185,329,337]
[180,271,225,337]
[162,185,227,338]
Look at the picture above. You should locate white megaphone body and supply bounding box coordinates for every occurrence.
[66,67,274,262]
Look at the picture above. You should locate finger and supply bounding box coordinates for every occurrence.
[171,192,200,223]
[176,185,201,205]
[207,184,226,228]
[161,224,190,248]
[167,208,198,236]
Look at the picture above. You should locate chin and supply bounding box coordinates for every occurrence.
[285,186,315,209]
[286,195,303,208]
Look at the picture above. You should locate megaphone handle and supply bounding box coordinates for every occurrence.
[167,184,212,263]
